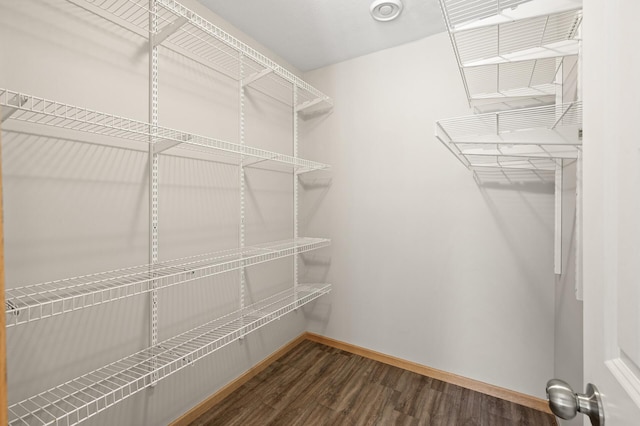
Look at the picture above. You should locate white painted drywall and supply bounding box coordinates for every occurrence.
[0,0,310,425]
[301,32,557,399]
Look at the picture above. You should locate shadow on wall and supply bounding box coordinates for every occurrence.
[474,168,555,298]
[472,169,556,190]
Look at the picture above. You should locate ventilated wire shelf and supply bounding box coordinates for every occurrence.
[440,0,582,108]
[454,9,581,67]
[472,168,556,185]
[436,101,582,171]
[460,155,560,171]
[5,237,330,327]
[76,0,332,111]
[442,0,582,31]
[7,283,331,426]
[0,89,329,173]
[463,56,563,108]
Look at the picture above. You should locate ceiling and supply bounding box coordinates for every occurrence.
[197,0,446,72]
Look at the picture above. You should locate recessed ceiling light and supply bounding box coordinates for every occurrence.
[370,0,403,22]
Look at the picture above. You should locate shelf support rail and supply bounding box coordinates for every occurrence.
[293,85,299,307]
[149,0,160,386]
[554,159,563,275]
[238,53,246,339]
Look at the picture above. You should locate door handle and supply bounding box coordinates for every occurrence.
[546,379,604,426]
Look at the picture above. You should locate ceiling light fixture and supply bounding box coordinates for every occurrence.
[370,0,403,22]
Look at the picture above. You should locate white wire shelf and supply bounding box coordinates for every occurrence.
[5,237,330,327]
[74,0,332,112]
[453,9,581,67]
[462,56,574,110]
[441,0,583,32]
[436,101,582,171]
[0,89,329,173]
[7,283,331,426]
[458,156,560,171]
[472,168,556,185]
[470,93,556,114]
[440,0,581,106]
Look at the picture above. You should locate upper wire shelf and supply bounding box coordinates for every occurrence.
[441,0,583,32]
[440,0,582,108]
[7,283,331,426]
[74,0,332,112]
[462,57,563,110]
[436,101,582,171]
[5,237,330,327]
[453,9,582,67]
[0,89,330,173]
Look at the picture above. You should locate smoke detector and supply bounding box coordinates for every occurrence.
[370,0,403,22]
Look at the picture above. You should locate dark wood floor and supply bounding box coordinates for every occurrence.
[190,340,557,426]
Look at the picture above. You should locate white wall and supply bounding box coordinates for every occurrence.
[0,1,311,425]
[302,32,557,399]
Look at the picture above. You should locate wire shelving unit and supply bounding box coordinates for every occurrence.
[3,0,334,424]
[7,283,331,426]
[0,89,330,173]
[437,0,584,276]
[440,0,582,110]
[5,237,330,327]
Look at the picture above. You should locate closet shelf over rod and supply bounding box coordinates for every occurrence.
[7,283,331,426]
[0,89,330,173]
[5,238,330,327]
[435,101,582,171]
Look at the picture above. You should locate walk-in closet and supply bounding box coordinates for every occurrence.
[1,0,639,425]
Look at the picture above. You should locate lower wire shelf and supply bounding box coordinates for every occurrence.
[8,283,331,426]
[435,101,582,172]
[5,237,330,327]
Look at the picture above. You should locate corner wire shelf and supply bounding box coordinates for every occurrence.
[0,89,330,173]
[439,0,582,110]
[442,0,584,31]
[435,101,582,172]
[7,282,331,426]
[5,237,330,327]
[72,0,332,113]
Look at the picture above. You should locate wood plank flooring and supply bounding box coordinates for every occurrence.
[189,340,557,426]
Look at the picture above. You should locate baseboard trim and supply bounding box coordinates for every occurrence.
[171,331,552,425]
[305,332,552,415]
[169,332,308,426]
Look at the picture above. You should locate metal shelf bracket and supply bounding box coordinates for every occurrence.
[296,97,324,113]
[152,16,189,47]
[0,94,27,123]
[152,134,191,154]
[242,68,273,87]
